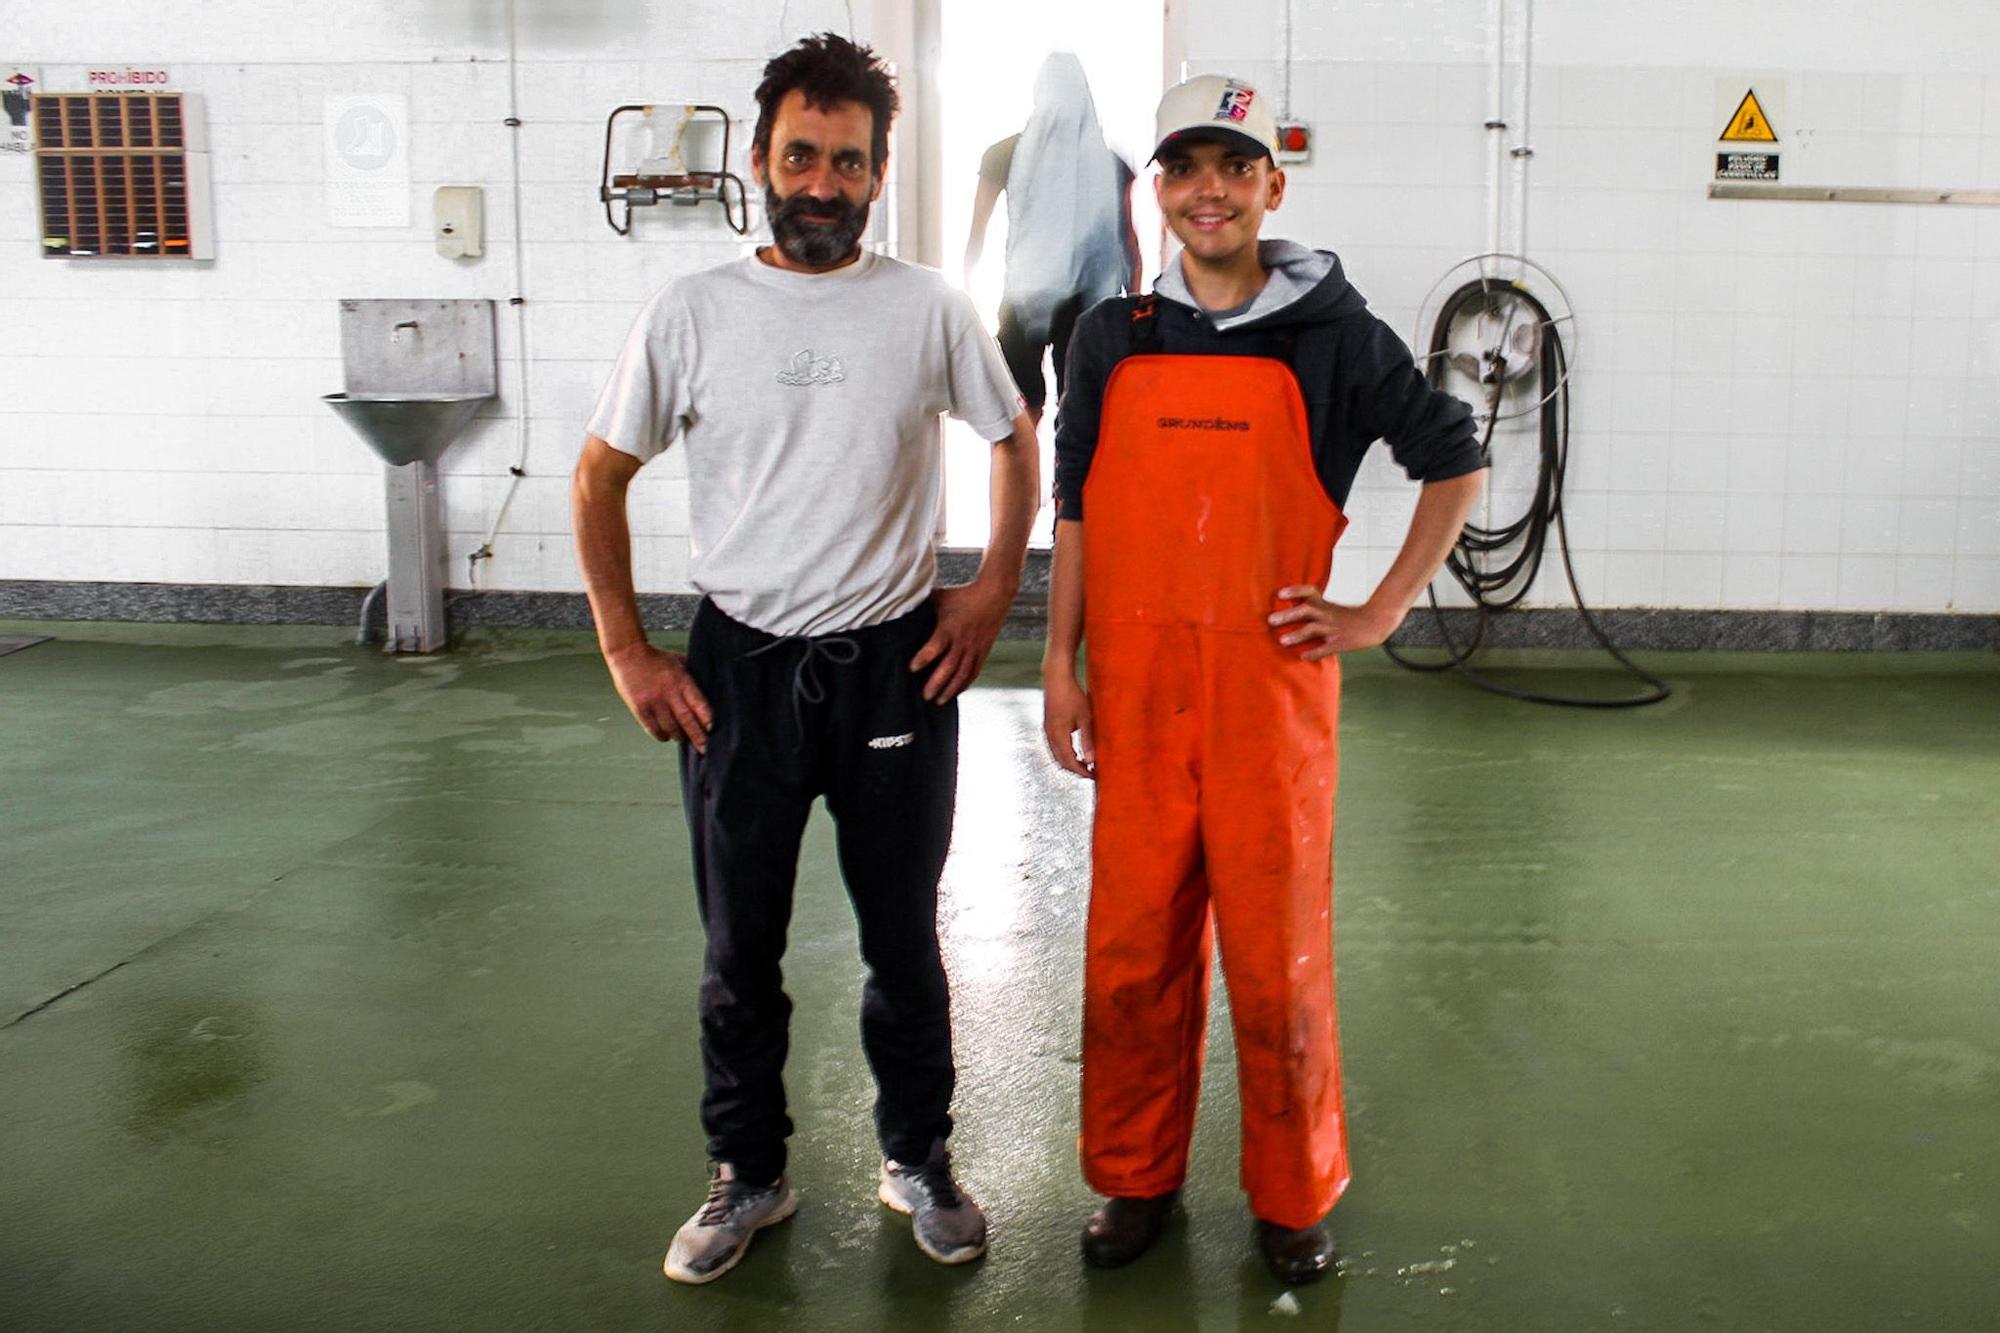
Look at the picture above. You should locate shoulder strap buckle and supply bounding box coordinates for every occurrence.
[1128,294,1161,355]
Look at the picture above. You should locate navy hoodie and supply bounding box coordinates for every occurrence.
[1052,240,1484,520]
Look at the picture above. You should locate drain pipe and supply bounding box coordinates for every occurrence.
[357,580,387,645]
[1509,0,1536,256]
[465,0,533,590]
[1484,0,1506,258]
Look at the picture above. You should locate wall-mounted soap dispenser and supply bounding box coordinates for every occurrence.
[434,186,483,258]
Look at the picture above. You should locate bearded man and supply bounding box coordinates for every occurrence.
[572,32,1038,1285]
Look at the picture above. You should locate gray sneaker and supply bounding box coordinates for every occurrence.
[878,1146,987,1264]
[663,1163,798,1285]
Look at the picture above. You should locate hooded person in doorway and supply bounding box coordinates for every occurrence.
[1041,74,1488,1284]
[964,52,1141,425]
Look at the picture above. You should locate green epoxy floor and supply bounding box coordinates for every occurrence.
[2,622,1997,1332]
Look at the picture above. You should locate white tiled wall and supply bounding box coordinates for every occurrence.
[4,0,1997,615]
[1188,0,2000,613]
[0,0,867,594]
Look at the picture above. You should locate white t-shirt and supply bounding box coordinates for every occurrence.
[586,249,1022,638]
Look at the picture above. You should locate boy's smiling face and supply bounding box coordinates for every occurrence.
[1153,138,1286,268]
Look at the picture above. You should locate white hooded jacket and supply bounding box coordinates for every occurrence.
[1003,53,1131,344]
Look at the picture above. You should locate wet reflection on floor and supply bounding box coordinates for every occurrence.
[3,634,1998,1329]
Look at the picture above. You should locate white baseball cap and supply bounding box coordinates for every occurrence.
[1151,74,1279,162]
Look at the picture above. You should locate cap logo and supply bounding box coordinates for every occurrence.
[1216,80,1256,124]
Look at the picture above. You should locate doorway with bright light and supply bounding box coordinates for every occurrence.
[935,0,1168,549]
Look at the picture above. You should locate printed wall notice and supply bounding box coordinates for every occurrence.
[86,67,172,92]
[324,93,411,227]
[1714,77,1786,183]
[1716,152,1780,181]
[3,67,38,156]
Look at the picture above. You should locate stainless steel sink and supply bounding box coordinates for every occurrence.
[321,391,491,468]
[324,298,500,653]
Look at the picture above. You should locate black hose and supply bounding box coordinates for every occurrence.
[1382,278,1671,708]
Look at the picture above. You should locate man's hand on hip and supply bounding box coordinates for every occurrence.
[605,642,713,750]
[911,580,1014,703]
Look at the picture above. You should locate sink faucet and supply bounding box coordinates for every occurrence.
[392,319,421,342]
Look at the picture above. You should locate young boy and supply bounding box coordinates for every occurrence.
[1041,75,1488,1284]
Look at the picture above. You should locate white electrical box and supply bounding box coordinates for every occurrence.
[434,185,483,258]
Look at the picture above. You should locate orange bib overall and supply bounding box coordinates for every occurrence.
[1080,351,1351,1229]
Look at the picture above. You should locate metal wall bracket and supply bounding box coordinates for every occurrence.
[1708,184,2000,206]
[600,103,750,236]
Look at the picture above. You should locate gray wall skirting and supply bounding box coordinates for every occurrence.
[1382,605,1998,653]
[2,574,1995,651]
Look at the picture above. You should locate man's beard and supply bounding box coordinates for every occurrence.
[766,186,870,268]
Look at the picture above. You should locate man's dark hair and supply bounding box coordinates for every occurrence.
[753,32,899,174]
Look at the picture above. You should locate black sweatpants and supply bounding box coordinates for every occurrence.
[679,597,959,1184]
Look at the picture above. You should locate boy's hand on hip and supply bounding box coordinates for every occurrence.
[1268,585,1405,661]
[605,643,712,751]
[1042,673,1096,779]
[912,580,1013,703]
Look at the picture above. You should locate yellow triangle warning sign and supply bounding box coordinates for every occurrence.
[1721,88,1777,143]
